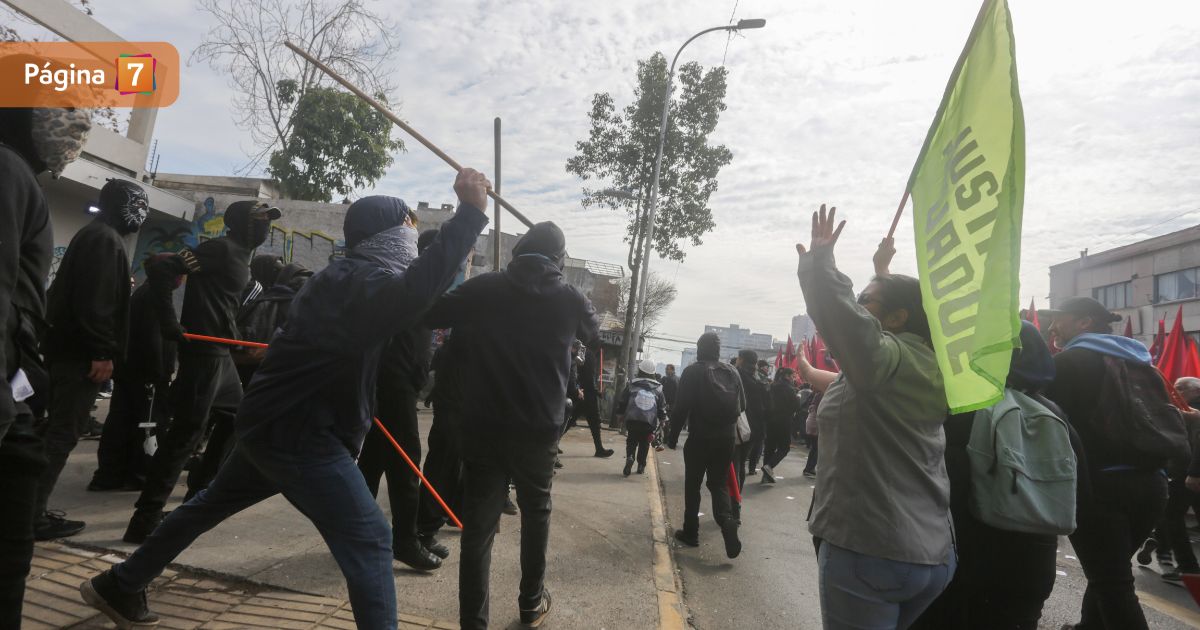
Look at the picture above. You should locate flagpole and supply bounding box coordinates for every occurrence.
[886,190,910,240]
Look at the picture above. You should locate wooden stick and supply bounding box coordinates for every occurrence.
[887,189,911,240]
[181,332,463,528]
[284,41,534,229]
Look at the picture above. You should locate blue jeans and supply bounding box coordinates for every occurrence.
[113,440,395,630]
[818,541,955,630]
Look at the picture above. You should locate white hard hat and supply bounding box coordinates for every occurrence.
[639,359,656,375]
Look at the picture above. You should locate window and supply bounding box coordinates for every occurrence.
[1092,281,1133,310]
[1155,269,1199,303]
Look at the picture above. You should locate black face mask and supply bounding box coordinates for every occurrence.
[230,217,272,249]
[99,180,149,234]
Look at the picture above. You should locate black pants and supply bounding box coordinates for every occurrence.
[625,421,653,468]
[417,403,463,537]
[34,359,103,516]
[733,441,749,495]
[1070,470,1168,630]
[911,510,1056,630]
[135,353,241,515]
[747,414,766,472]
[459,436,556,630]
[93,378,170,488]
[359,387,422,545]
[0,410,45,628]
[1154,476,1200,571]
[803,434,819,474]
[762,420,792,469]
[682,434,736,536]
[572,392,606,452]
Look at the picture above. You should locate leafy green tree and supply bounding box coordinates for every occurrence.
[567,52,732,397]
[267,83,403,202]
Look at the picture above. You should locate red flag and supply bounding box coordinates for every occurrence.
[1150,318,1167,364]
[1025,298,1042,332]
[1122,317,1133,339]
[811,335,839,373]
[774,345,784,369]
[1157,306,1200,383]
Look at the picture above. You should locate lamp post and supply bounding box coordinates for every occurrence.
[626,18,766,382]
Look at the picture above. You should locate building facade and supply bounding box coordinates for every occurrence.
[791,314,817,343]
[1049,224,1200,346]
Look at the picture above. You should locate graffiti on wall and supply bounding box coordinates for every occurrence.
[132,196,346,282]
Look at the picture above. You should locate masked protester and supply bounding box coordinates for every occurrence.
[81,169,490,630]
[33,179,149,540]
[0,100,91,627]
[90,254,182,493]
[123,200,281,544]
[359,224,444,571]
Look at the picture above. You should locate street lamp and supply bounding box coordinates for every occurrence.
[626,18,766,382]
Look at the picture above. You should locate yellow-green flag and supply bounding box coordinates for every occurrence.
[907,0,1024,413]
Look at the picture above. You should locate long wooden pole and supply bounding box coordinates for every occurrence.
[181,332,463,528]
[283,41,534,229]
[886,189,911,240]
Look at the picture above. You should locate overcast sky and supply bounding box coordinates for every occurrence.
[18,0,1200,364]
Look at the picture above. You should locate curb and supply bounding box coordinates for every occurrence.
[646,451,689,630]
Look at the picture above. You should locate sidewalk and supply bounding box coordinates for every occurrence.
[23,542,451,630]
[29,410,665,629]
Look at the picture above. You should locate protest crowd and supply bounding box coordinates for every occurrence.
[1,6,1198,630]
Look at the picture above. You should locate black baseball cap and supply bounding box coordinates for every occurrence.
[1047,297,1122,324]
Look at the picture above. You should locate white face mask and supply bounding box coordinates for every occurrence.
[30,107,92,177]
[351,224,419,275]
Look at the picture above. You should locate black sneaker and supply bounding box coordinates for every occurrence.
[520,589,552,628]
[721,520,742,559]
[761,465,776,484]
[554,457,564,470]
[419,535,450,560]
[80,417,105,439]
[394,539,442,572]
[636,465,645,475]
[623,457,634,477]
[1136,538,1158,566]
[594,448,614,458]
[673,529,699,547]
[503,496,518,516]
[35,511,85,541]
[80,569,159,628]
[748,468,758,476]
[123,510,165,545]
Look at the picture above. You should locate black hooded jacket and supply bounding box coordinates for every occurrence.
[119,282,177,384]
[147,235,252,356]
[667,338,746,445]
[234,203,487,456]
[424,254,600,443]
[0,112,54,431]
[43,218,130,362]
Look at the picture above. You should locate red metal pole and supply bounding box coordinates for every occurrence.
[181,332,463,528]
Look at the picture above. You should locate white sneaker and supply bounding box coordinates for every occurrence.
[761,465,776,483]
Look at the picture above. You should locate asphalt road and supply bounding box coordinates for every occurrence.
[656,436,1200,630]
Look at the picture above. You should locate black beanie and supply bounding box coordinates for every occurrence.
[697,332,721,361]
[512,222,566,259]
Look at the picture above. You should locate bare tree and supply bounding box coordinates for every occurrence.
[191,0,398,172]
[617,272,677,336]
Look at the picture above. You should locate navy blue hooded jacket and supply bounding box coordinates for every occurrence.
[423,254,600,443]
[234,201,487,455]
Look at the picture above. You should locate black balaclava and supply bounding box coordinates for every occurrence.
[224,200,280,249]
[98,179,149,235]
[512,222,567,266]
[275,263,313,291]
[250,254,285,288]
[697,332,721,362]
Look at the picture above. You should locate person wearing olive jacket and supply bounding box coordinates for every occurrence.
[795,205,953,630]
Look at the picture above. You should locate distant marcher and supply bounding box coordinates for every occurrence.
[797,206,953,628]
[416,333,465,561]
[89,257,182,492]
[760,367,801,483]
[35,179,149,540]
[734,349,768,491]
[423,221,600,629]
[616,359,666,477]
[801,389,822,478]
[1047,296,1184,630]
[667,332,746,559]
[571,343,614,458]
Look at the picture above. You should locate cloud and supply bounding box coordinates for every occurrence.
[87,0,1200,365]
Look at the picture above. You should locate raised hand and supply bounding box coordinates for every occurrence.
[795,204,846,256]
[454,167,492,212]
[873,237,896,276]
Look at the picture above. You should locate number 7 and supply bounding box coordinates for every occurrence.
[129,62,143,86]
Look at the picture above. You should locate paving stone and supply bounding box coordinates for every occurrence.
[231,603,326,623]
[213,611,312,629]
[257,590,342,606]
[23,587,96,618]
[398,612,433,625]
[149,601,221,623]
[154,591,234,614]
[242,595,334,614]
[21,601,81,627]
[318,617,358,630]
